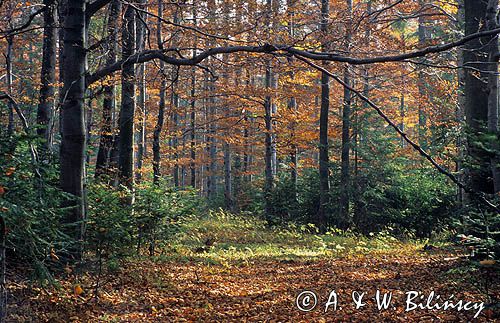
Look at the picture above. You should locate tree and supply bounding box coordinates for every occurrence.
[117,2,136,189]
[36,0,57,153]
[464,0,494,194]
[339,0,353,230]
[318,0,330,232]
[59,0,86,258]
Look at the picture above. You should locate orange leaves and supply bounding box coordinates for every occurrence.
[73,284,84,296]
[4,167,15,177]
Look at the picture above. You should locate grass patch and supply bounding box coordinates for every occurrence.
[159,210,427,264]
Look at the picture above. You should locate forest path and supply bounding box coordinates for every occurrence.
[7,248,498,322]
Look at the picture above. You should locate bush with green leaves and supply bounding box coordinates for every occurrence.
[134,181,202,255]
[0,134,71,281]
[86,182,134,263]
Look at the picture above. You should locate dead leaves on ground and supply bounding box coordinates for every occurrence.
[6,249,499,322]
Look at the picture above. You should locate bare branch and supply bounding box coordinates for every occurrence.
[296,57,500,213]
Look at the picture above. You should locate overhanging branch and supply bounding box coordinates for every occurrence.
[295,57,500,213]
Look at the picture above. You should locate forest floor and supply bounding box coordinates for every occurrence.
[6,213,500,322]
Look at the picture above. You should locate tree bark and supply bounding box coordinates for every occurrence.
[417,0,428,149]
[95,0,120,179]
[118,3,136,188]
[59,0,86,259]
[37,0,57,153]
[318,0,330,232]
[339,0,353,230]
[5,35,14,137]
[486,0,500,193]
[464,0,494,194]
[135,0,147,183]
[153,0,165,185]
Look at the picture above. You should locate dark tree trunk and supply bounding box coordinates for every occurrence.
[263,0,276,219]
[464,0,494,194]
[118,3,136,188]
[339,65,351,229]
[96,0,120,179]
[264,66,274,218]
[172,88,180,187]
[339,0,353,230]
[135,0,147,183]
[190,65,196,188]
[59,0,86,259]
[318,0,330,232]
[486,0,500,193]
[417,0,428,149]
[153,0,165,185]
[37,0,57,153]
[5,36,14,137]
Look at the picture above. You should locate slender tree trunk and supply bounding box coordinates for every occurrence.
[172,85,180,187]
[60,0,86,260]
[354,0,371,230]
[417,0,428,149]
[486,0,500,193]
[263,0,276,219]
[37,0,57,154]
[135,0,147,182]
[118,3,136,188]
[339,0,353,230]
[456,0,466,204]
[5,36,14,137]
[318,0,330,232]
[153,0,165,185]
[190,5,197,188]
[171,8,181,187]
[190,65,197,188]
[287,0,298,201]
[264,66,274,218]
[96,0,120,179]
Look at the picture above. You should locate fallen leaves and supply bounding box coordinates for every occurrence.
[6,248,498,322]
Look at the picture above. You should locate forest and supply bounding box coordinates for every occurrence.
[0,0,499,321]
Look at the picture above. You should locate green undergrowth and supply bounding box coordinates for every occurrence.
[155,210,435,265]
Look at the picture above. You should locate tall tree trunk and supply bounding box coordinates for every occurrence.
[263,0,275,219]
[95,0,120,179]
[190,5,197,188]
[339,0,353,230]
[486,0,500,193]
[456,0,466,204]
[172,85,180,187]
[60,0,86,259]
[171,9,181,187]
[118,3,136,188]
[135,0,147,182]
[288,0,298,201]
[318,0,330,232]
[190,65,197,188]
[464,0,494,194]
[5,35,14,137]
[205,0,217,198]
[354,0,371,230]
[417,0,428,149]
[37,0,57,154]
[264,66,274,218]
[153,0,165,185]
